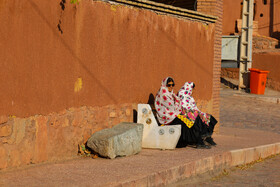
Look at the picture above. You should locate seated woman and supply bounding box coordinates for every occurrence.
[178,82,217,146]
[154,77,210,149]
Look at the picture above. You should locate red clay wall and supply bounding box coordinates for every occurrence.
[197,0,223,133]
[0,0,217,169]
[0,0,215,118]
[252,51,280,91]
[212,0,223,134]
[223,0,280,39]
[221,68,239,80]
[222,0,241,35]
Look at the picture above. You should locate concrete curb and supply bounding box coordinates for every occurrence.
[116,142,280,187]
[233,93,280,104]
[253,96,280,104]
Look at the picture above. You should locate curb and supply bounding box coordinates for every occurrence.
[116,142,280,187]
[252,96,280,104]
[233,93,280,104]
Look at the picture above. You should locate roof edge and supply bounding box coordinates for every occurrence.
[106,0,218,23]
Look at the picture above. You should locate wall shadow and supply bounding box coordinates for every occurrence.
[272,31,280,47]
[133,109,137,123]
[157,27,213,77]
[269,0,274,37]
[27,0,218,106]
[147,93,155,108]
[220,77,239,90]
[27,0,118,104]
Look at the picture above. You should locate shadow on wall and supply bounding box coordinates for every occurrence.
[272,31,280,48]
[155,25,213,77]
[132,93,156,124]
[132,93,159,124]
[27,0,118,104]
[27,0,213,106]
[220,77,238,90]
[147,93,161,125]
[133,109,137,123]
[147,93,155,108]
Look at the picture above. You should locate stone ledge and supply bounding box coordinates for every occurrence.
[118,142,280,186]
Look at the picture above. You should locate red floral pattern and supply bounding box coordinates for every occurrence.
[178,82,211,125]
[154,77,182,125]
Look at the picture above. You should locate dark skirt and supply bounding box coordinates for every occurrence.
[199,115,218,137]
[169,116,209,148]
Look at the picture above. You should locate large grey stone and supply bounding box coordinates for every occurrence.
[87,122,143,159]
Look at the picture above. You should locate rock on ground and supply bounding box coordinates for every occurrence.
[87,122,143,159]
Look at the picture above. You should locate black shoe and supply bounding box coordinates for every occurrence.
[201,133,211,139]
[196,144,211,149]
[205,137,217,146]
[196,140,211,149]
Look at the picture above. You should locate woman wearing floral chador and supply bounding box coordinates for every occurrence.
[178,82,217,146]
[154,77,210,149]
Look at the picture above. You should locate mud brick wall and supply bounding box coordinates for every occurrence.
[253,51,280,91]
[222,0,280,40]
[0,104,135,169]
[197,0,217,15]
[197,0,223,132]
[253,35,279,50]
[221,68,239,80]
[0,0,218,169]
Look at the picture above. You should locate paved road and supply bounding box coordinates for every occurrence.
[220,85,280,134]
[169,85,280,186]
[171,154,280,186]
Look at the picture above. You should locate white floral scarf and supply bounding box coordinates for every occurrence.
[178,82,210,125]
[155,77,182,125]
